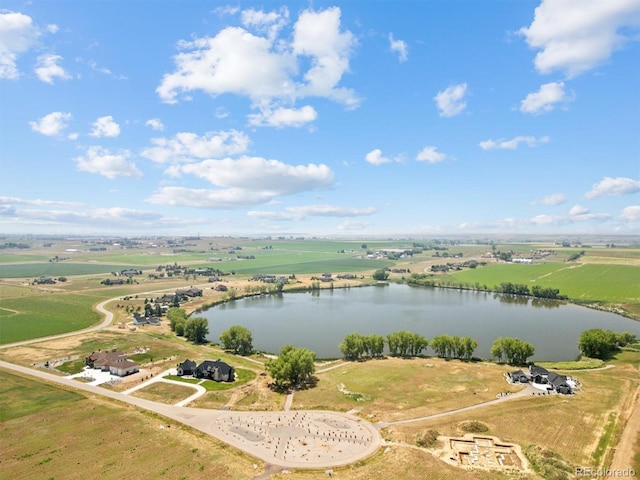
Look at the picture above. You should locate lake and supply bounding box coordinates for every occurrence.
[202,283,640,361]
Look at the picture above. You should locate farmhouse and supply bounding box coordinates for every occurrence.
[175,287,203,298]
[85,350,139,377]
[507,364,573,394]
[132,314,161,326]
[193,359,235,382]
[176,359,197,376]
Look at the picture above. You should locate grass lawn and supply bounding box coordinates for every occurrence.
[0,370,258,480]
[130,382,196,404]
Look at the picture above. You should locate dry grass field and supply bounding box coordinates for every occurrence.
[0,370,260,480]
[294,357,521,422]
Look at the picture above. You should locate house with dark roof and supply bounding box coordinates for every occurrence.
[175,287,203,298]
[132,314,161,326]
[194,359,235,382]
[176,359,197,376]
[85,350,139,377]
[506,364,573,394]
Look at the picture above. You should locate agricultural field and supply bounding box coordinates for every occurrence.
[1,235,639,479]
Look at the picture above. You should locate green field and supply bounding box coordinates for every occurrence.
[0,263,146,278]
[449,263,640,303]
[0,290,102,344]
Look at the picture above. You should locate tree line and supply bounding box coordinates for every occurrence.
[406,274,568,300]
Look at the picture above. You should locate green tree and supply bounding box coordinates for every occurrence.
[340,333,365,360]
[364,334,385,357]
[491,337,534,365]
[372,269,389,281]
[167,307,187,332]
[184,317,209,344]
[266,345,316,389]
[220,325,253,355]
[578,328,632,359]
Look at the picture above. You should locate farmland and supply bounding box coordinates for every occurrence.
[1,235,639,479]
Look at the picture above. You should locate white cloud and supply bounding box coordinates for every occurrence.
[241,7,289,40]
[46,24,59,34]
[434,83,468,117]
[519,0,640,77]
[532,193,567,205]
[34,54,71,83]
[292,7,358,106]
[175,156,334,193]
[89,116,121,138]
[620,205,640,222]
[141,130,250,163]
[149,156,334,209]
[416,146,447,163]
[75,146,142,179]
[0,11,40,79]
[479,135,550,150]
[247,105,317,128]
[365,148,396,166]
[29,111,72,136]
[569,204,590,216]
[389,33,408,62]
[147,186,277,209]
[145,118,164,131]
[248,204,377,221]
[585,176,640,199]
[520,82,570,114]
[157,7,359,117]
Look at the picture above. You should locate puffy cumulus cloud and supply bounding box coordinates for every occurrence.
[519,0,640,77]
[0,11,40,79]
[75,146,142,179]
[89,115,121,138]
[620,205,640,222]
[291,7,358,106]
[416,146,447,163]
[157,7,359,119]
[34,54,71,83]
[388,33,408,62]
[585,176,640,199]
[434,83,468,117]
[532,192,567,205]
[145,118,164,131]
[247,105,317,128]
[248,204,377,221]
[479,135,550,150]
[176,156,334,193]
[365,148,400,166]
[148,156,334,209]
[141,130,250,163]
[157,27,293,103]
[569,204,590,216]
[29,111,72,136]
[520,82,571,114]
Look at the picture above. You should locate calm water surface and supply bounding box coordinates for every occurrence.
[203,284,640,361]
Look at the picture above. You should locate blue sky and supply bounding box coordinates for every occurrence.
[1,0,639,237]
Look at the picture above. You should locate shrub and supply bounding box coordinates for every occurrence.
[416,429,440,448]
[459,420,488,433]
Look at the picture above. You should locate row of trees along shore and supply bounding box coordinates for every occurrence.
[406,274,568,300]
